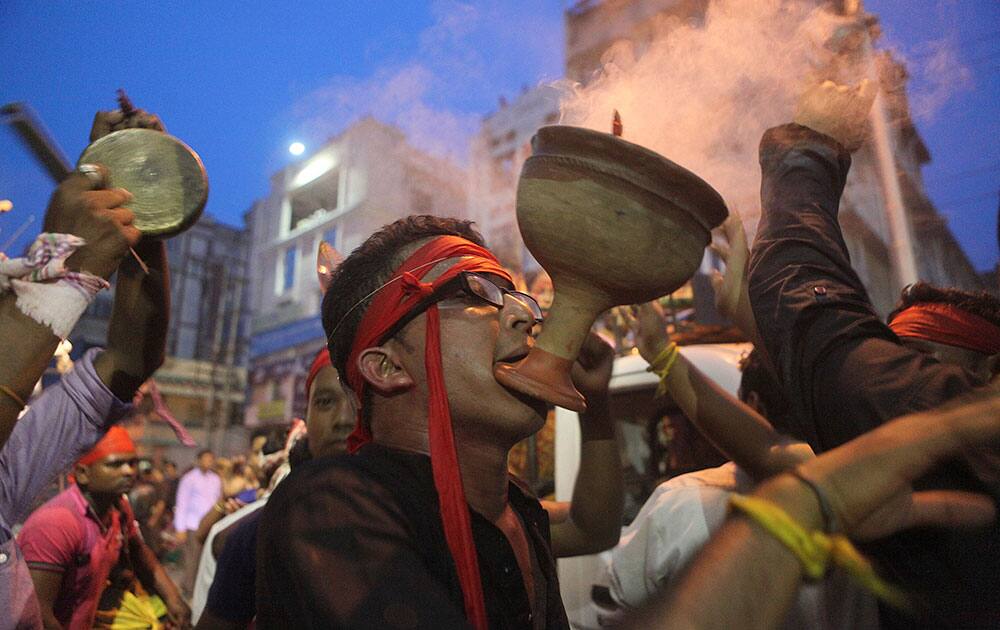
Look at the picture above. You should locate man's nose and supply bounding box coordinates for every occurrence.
[501,293,537,336]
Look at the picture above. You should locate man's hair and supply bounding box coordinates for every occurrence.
[197,448,213,459]
[888,282,1000,328]
[321,215,485,376]
[738,349,797,439]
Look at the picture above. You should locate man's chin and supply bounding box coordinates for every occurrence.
[505,387,550,428]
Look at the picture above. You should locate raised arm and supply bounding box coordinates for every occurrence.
[93,238,169,400]
[633,302,810,481]
[0,169,138,446]
[548,332,624,557]
[747,83,982,451]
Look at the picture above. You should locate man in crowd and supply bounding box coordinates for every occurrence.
[748,79,1000,626]
[174,449,223,597]
[18,427,189,628]
[194,349,355,629]
[0,107,170,628]
[256,217,622,627]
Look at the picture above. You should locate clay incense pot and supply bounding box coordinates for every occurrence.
[494,125,729,411]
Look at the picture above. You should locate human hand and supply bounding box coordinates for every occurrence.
[164,594,192,629]
[793,79,876,152]
[571,332,615,404]
[90,107,166,142]
[631,301,670,365]
[44,165,140,279]
[214,497,246,516]
[709,216,756,338]
[777,391,1000,541]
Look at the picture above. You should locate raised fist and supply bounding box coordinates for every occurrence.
[44,164,140,279]
[793,79,876,152]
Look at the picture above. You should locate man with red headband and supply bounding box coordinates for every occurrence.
[748,80,1000,628]
[17,427,189,628]
[193,348,356,629]
[256,216,621,628]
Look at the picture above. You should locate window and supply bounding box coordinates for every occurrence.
[279,246,296,293]
[289,169,339,232]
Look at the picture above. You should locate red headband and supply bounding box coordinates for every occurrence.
[78,426,136,466]
[305,348,332,399]
[889,303,1000,355]
[344,235,510,630]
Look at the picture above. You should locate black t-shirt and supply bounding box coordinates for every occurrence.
[255,443,569,629]
[204,508,261,622]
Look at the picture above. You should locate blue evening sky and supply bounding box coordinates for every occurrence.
[1,1,996,270]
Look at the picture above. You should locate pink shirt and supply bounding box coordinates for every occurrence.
[17,484,138,630]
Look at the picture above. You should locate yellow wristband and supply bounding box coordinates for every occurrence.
[729,494,912,612]
[645,342,679,398]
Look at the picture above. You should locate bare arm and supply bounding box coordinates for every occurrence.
[0,170,138,447]
[93,239,169,400]
[634,302,810,481]
[549,333,624,556]
[631,391,1000,630]
[664,351,812,479]
[131,536,190,628]
[28,569,66,630]
[195,498,243,546]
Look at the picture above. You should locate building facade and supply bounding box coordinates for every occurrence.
[245,117,468,428]
[469,86,562,273]
[152,215,251,455]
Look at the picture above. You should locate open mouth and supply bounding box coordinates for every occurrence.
[495,350,529,365]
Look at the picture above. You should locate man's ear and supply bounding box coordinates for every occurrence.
[74,463,90,486]
[357,345,414,395]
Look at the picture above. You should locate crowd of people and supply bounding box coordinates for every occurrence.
[0,73,998,630]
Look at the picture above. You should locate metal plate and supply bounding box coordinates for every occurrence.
[78,128,208,238]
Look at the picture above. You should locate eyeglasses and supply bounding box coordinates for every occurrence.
[380,272,543,343]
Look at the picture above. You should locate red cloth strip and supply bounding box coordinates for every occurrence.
[343,235,511,630]
[305,348,332,399]
[78,426,136,466]
[889,302,1000,355]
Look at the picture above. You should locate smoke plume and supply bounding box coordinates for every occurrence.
[557,0,854,220]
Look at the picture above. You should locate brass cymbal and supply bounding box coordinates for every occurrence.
[78,128,208,238]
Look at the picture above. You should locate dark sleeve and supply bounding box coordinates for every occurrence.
[204,511,260,623]
[254,460,470,629]
[748,123,983,451]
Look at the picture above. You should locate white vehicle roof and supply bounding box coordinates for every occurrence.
[609,343,751,397]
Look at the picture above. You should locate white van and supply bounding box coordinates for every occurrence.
[553,343,751,628]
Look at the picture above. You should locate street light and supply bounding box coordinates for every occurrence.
[289,142,305,156]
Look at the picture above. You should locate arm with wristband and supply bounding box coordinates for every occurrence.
[628,390,1000,630]
[0,164,139,447]
[632,300,811,481]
